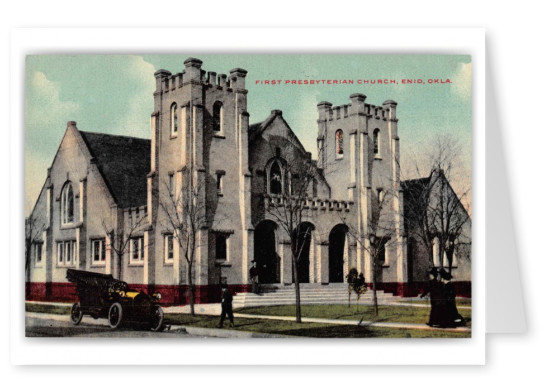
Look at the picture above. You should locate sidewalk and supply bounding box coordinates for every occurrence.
[26,311,289,338]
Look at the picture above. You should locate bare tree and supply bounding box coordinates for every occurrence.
[341,188,398,317]
[264,150,319,323]
[25,215,45,297]
[402,135,471,274]
[103,211,148,280]
[157,170,209,317]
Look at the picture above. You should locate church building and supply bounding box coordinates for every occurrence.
[26,57,471,304]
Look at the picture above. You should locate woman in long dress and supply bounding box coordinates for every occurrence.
[440,269,466,328]
[421,267,446,327]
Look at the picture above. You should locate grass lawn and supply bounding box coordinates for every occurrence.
[26,303,71,315]
[164,313,471,338]
[236,304,471,328]
[399,298,472,306]
[26,302,471,338]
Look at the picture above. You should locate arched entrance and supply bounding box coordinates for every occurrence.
[329,224,348,282]
[254,220,280,283]
[292,222,315,283]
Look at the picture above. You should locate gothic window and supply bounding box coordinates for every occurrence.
[91,238,106,264]
[33,242,43,265]
[61,183,74,225]
[268,160,283,195]
[170,103,178,136]
[168,173,174,195]
[374,129,380,156]
[130,236,145,263]
[377,188,384,204]
[215,234,228,261]
[336,129,344,158]
[213,101,223,132]
[58,240,76,266]
[165,234,174,263]
[216,170,225,195]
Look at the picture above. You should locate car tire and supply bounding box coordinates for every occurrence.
[150,305,164,332]
[70,303,83,325]
[108,302,123,329]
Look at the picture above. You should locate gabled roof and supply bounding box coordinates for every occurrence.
[79,131,150,208]
[401,174,470,233]
[248,110,309,156]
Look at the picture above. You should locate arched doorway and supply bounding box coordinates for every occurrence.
[292,222,315,283]
[254,220,280,283]
[329,224,348,282]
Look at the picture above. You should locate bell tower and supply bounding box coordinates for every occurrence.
[146,58,253,302]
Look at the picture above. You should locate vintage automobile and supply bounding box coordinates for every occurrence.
[66,269,164,331]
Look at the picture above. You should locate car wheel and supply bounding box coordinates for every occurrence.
[70,303,83,325]
[150,305,164,332]
[108,302,123,329]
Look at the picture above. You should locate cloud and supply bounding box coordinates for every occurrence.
[26,71,80,128]
[111,56,156,136]
[451,62,472,100]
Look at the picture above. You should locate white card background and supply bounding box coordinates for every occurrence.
[9,28,486,365]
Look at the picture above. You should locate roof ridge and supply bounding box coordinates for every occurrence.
[79,130,150,142]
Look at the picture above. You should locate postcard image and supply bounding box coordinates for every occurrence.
[24,54,472,338]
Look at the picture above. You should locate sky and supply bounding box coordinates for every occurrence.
[25,54,472,215]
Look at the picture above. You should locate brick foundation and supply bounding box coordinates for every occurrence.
[26,281,470,303]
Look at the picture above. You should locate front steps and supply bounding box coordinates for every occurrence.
[233,283,396,308]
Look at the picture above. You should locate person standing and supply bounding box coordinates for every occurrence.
[420,267,445,327]
[440,269,466,328]
[218,284,234,328]
[249,260,259,294]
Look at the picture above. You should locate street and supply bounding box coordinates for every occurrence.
[25,312,192,338]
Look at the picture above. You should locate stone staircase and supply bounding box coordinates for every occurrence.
[232,283,397,308]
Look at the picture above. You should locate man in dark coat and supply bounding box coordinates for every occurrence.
[218,284,234,328]
[249,260,259,294]
[420,267,446,327]
[440,269,466,328]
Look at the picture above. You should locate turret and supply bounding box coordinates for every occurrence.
[183,57,203,83]
[229,68,248,90]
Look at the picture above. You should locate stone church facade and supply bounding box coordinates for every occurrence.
[26,57,471,304]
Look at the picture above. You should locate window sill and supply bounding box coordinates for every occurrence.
[60,223,76,230]
[129,261,145,267]
[336,155,344,160]
[164,259,174,266]
[33,263,44,269]
[213,134,226,139]
[217,192,223,197]
[56,264,78,268]
[169,134,178,140]
[374,155,382,160]
[215,260,231,267]
[90,262,106,268]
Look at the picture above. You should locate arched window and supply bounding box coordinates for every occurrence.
[61,183,74,225]
[170,102,178,136]
[373,129,380,156]
[213,101,223,132]
[335,129,344,158]
[269,160,283,195]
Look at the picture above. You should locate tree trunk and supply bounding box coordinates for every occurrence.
[25,243,31,300]
[292,253,302,323]
[187,262,195,316]
[371,253,379,317]
[117,253,123,280]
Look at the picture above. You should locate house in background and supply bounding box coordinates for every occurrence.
[26,57,471,304]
